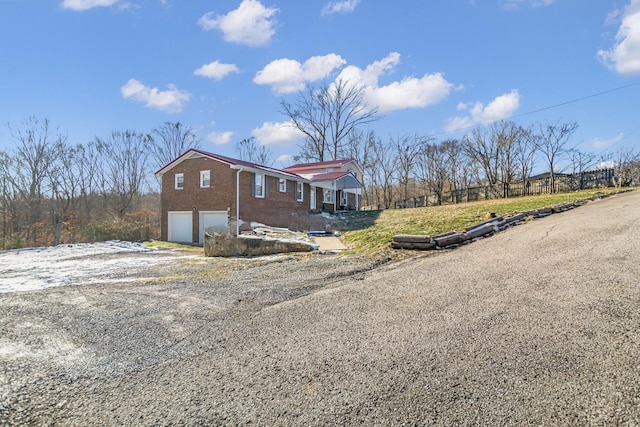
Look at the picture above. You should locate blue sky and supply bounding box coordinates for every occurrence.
[1,0,639,167]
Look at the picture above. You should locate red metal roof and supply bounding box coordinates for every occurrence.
[308,171,352,181]
[284,158,357,171]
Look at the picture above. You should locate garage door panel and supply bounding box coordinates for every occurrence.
[199,211,228,244]
[168,211,193,243]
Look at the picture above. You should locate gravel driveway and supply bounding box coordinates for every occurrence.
[1,191,639,426]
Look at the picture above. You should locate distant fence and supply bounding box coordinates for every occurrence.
[393,168,615,209]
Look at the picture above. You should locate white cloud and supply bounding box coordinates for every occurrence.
[366,74,453,112]
[445,90,521,131]
[206,131,234,145]
[596,160,616,169]
[338,52,400,87]
[321,0,360,16]
[257,52,454,112]
[61,0,126,10]
[254,54,346,94]
[197,0,278,47]
[605,7,622,26]
[337,52,454,112]
[598,0,640,75]
[120,79,190,113]
[254,59,306,93]
[502,0,555,10]
[590,133,624,149]
[251,121,304,147]
[194,61,240,80]
[275,154,294,165]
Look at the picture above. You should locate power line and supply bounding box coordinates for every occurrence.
[426,83,634,139]
[511,83,633,119]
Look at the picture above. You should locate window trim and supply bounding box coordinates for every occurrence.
[254,173,265,198]
[296,181,304,202]
[175,173,184,190]
[323,188,334,204]
[200,170,210,188]
[310,185,316,210]
[278,178,286,192]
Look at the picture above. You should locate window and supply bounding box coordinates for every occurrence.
[323,189,334,203]
[310,186,316,210]
[175,173,184,190]
[200,170,210,188]
[254,174,264,198]
[296,182,304,202]
[278,178,286,192]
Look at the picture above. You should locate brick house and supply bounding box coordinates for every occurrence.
[155,149,362,244]
[283,159,363,211]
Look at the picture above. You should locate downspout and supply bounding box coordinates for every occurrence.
[232,166,244,236]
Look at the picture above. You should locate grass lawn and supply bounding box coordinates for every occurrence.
[338,188,629,253]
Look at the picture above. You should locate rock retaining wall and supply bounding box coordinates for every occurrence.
[204,232,315,257]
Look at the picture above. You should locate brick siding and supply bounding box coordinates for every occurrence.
[160,157,317,241]
[237,173,313,232]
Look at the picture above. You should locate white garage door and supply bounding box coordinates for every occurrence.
[168,211,193,243]
[199,211,228,244]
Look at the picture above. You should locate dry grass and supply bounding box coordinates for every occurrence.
[144,240,203,254]
[340,188,626,253]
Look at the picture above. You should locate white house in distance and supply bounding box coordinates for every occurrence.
[283,159,363,211]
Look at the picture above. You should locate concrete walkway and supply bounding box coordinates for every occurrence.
[312,235,348,251]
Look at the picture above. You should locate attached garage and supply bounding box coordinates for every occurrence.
[168,211,193,243]
[199,211,228,244]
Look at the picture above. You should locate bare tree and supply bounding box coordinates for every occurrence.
[393,134,429,204]
[95,131,151,217]
[7,116,61,241]
[0,150,19,248]
[441,139,472,203]
[46,139,79,244]
[533,121,579,193]
[464,120,528,198]
[566,148,597,190]
[149,121,200,170]
[1,117,167,248]
[74,141,101,224]
[235,137,274,166]
[416,141,449,206]
[366,136,396,209]
[514,126,537,194]
[464,127,500,195]
[340,129,374,204]
[281,78,380,161]
[612,146,640,188]
[495,121,527,196]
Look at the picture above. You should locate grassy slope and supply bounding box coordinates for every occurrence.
[339,188,627,253]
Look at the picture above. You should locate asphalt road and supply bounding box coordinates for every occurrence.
[1,190,639,426]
